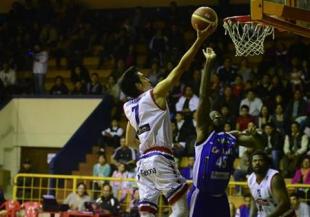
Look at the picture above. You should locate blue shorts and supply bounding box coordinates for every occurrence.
[188,185,230,217]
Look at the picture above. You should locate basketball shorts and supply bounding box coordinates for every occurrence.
[136,147,188,214]
[188,185,230,217]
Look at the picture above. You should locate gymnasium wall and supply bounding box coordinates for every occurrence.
[0,98,101,176]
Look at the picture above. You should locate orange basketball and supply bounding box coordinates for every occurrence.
[191,7,218,32]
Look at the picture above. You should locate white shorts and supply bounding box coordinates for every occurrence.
[136,147,188,214]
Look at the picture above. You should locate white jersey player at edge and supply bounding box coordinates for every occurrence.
[119,25,215,217]
[248,150,296,217]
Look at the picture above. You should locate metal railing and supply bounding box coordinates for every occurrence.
[13,173,310,216]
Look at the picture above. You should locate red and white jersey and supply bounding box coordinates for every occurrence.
[123,89,172,154]
[247,169,278,217]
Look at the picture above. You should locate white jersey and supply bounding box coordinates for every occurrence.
[123,89,172,154]
[247,169,278,217]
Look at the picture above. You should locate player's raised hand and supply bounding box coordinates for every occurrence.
[202,47,216,61]
[246,125,258,136]
[196,23,217,41]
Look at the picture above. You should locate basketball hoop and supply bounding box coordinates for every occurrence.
[223,15,275,56]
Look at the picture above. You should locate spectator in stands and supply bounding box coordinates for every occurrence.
[231,75,244,99]
[282,122,309,177]
[111,163,133,199]
[268,75,285,100]
[101,119,124,148]
[220,105,236,128]
[180,156,194,180]
[175,85,199,117]
[290,193,310,217]
[96,183,121,216]
[32,44,48,94]
[262,122,284,170]
[64,183,91,211]
[71,81,86,95]
[70,65,90,86]
[237,58,252,82]
[93,155,111,189]
[149,29,168,66]
[235,193,251,217]
[0,63,16,94]
[168,80,184,114]
[188,68,201,96]
[148,61,162,86]
[173,112,195,156]
[125,188,139,217]
[49,76,69,95]
[286,89,307,120]
[213,85,239,116]
[291,156,310,184]
[111,137,137,171]
[236,105,255,131]
[255,74,271,102]
[216,57,237,85]
[86,73,103,95]
[240,89,263,117]
[257,105,271,130]
[291,155,310,201]
[271,104,288,135]
[289,66,304,91]
[171,121,185,158]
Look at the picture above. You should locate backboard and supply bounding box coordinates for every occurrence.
[251,0,310,37]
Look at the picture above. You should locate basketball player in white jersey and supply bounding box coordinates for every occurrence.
[119,25,214,217]
[248,150,296,217]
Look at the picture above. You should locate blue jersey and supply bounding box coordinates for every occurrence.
[192,131,237,194]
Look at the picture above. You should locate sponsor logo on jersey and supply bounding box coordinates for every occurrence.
[211,146,234,155]
[210,171,230,180]
[137,124,151,135]
[140,168,157,176]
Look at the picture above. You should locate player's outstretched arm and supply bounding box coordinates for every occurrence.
[152,24,215,108]
[231,127,265,149]
[125,121,139,149]
[267,174,292,217]
[196,48,216,144]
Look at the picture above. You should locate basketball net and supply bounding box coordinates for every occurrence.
[223,16,275,56]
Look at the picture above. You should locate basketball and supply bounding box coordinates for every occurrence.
[191,7,218,31]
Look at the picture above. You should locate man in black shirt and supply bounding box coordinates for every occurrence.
[96,183,120,216]
[111,137,137,171]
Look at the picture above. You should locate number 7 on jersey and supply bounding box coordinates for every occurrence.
[132,104,140,126]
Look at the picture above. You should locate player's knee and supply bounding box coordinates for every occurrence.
[140,211,156,217]
[170,195,189,217]
[171,205,188,217]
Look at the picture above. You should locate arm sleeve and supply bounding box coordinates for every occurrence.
[296,135,309,155]
[283,135,290,155]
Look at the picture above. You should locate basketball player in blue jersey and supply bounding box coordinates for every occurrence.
[188,48,265,217]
